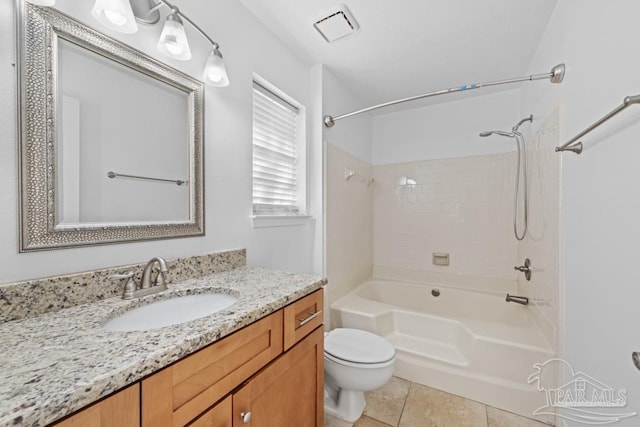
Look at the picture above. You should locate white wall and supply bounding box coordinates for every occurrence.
[322,67,372,163]
[522,1,640,424]
[0,1,321,283]
[372,89,522,165]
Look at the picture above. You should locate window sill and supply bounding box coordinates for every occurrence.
[251,214,313,228]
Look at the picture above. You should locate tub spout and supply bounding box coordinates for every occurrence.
[506,294,529,306]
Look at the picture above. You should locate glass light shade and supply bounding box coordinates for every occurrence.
[157,17,192,61]
[91,0,138,34]
[27,0,56,5]
[202,50,229,87]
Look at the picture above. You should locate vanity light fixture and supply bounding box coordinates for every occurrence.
[33,0,230,86]
[91,0,230,86]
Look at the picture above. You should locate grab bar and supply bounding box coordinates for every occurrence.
[107,171,187,186]
[556,94,640,154]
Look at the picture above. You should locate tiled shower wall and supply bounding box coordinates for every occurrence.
[326,142,373,327]
[372,153,520,284]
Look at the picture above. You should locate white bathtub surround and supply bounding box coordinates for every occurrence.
[331,278,554,424]
[372,153,519,283]
[326,143,373,327]
[516,107,563,352]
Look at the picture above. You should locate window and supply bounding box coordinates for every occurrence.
[252,79,306,217]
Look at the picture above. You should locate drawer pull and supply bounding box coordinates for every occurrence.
[298,310,323,326]
[240,411,252,424]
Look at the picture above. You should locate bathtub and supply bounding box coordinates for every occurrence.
[331,278,554,423]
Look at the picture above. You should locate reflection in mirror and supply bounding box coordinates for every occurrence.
[18,3,204,251]
[56,38,189,225]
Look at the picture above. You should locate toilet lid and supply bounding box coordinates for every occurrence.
[325,328,395,364]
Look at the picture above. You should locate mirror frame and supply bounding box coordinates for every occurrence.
[17,3,205,252]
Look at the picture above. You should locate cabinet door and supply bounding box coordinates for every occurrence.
[232,327,324,427]
[188,396,231,427]
[53,384,139,427]
[142,311,283,427]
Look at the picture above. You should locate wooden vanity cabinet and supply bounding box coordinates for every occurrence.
[142,311,284,426]
[52,384,139,427]
[190,327,323,427]
[232,327,324,427]
[142,289,324,427]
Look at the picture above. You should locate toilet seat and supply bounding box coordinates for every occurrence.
[324,328,395,366]
[324,351,395,369]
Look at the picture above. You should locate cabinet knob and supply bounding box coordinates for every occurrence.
[240,411,252,424]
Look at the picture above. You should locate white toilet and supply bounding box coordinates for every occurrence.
[324,328,396,422]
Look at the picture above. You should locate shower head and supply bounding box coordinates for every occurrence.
[479,130,513,138]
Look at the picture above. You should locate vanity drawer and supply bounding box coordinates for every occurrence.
[141,310,283,427]
[283,289,324,351]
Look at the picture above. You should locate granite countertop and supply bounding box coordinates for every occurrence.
[0,266,326,427]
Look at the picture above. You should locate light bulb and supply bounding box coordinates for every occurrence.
[157,13,191,61]
[91,0,138,34]
[103,10,127,27]
[166,43,183,56]
[202,49,229,87]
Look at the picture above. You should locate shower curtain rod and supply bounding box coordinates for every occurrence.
[323,63,566,128]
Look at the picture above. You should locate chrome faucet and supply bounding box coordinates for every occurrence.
[109,256,169,299]
[141,256,168,289]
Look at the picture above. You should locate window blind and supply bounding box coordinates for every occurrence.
[252,82,300,214]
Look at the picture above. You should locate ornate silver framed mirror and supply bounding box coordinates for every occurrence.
[17,2,204,252]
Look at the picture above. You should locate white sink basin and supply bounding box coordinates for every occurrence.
[103,293,238,332]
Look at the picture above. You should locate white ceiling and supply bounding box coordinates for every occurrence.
[239,0,558,111]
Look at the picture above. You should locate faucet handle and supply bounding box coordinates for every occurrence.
[109,272,138,298]
[108,272,134,281]
[514,258,532,281]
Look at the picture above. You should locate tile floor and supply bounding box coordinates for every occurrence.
[325,377,549,427]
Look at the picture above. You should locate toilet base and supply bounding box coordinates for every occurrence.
[324,388,366,423]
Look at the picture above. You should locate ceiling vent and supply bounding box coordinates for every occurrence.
[314,5,359,43]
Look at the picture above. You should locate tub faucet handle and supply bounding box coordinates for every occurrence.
[514,258,532,281]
